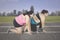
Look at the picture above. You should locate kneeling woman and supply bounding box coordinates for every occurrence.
[8,12,32,34]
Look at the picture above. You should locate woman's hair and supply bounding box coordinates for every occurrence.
[23,10,33,17]
[41,9,48,14]
[23,10,28,16]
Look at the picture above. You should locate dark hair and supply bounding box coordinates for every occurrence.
[23,12,27,16]
[23,10,28,16]
[26,11,32,17]
[41,9,48,14]
[29,11,33,14]
[23,11,31,17]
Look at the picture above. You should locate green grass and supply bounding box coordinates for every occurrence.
[0,16,60,23]
[46,16,60,22]
[0,16,15,23]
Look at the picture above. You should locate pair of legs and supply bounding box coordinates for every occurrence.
[8,19,24,34]
[9,15,32,34]
[9,27,23,34]
[9,25,31,34]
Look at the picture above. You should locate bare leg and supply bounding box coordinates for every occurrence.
[10,27,23,34]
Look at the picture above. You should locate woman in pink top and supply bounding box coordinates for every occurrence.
[8,11,32,35]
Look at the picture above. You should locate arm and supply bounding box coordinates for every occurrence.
[24,15,31,33]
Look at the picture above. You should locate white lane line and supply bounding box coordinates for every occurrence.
[0,31,60,34]
[44,31,60,33]
[0,26,60,27]
[0,32,17,34]
[45,26,60,27]
[0,32,8,34]
[32,31,60,33]
[0,26,14,27]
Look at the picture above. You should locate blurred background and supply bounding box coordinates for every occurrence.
[0,0,60,25]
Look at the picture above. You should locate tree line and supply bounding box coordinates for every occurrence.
[0,6,60,16]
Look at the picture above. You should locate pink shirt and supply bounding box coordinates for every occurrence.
[15,14,26,25]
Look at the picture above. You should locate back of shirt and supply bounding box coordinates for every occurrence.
[15,14,26,25]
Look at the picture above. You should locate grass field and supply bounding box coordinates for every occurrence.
[0,16,15,23]
[45,16,60,22]
[0,16,60,23]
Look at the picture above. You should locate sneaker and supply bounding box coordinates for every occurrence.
[7,29,11,34]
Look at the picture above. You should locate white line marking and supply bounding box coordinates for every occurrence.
[0,26,14,27]
[0,26,60,27]
[0,32,7,34]
[33,31,60,33]
[45,26,60,27]
[0,31,60,34]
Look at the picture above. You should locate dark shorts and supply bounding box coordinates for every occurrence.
[13,19,23,27]
[31,22,40,32]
